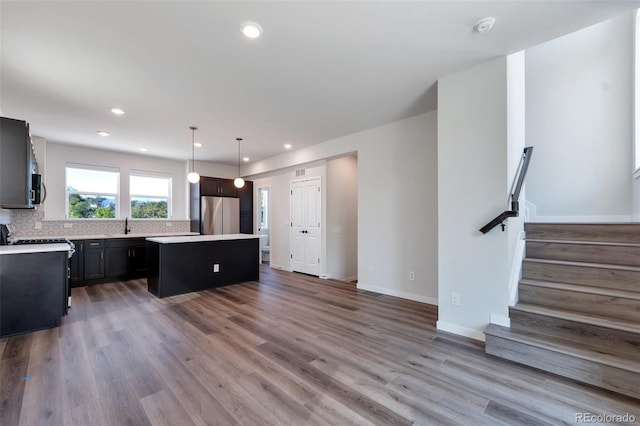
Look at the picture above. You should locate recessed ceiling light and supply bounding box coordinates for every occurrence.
[284,143,292,149]
[111,107,125,115]
[139,148,148,152]
[194,142,203,148]
[473,17,495,33]
[241,21,263,39]
[243,157,250,162]
[97,130,110,136]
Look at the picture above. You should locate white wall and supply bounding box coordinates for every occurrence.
[43,142,190,220]
[326,155,358,281]
[438,56,518,340]
[193,160,238,180]
[526,13,634,222]
[246,111,438,304]
[251,161,327,272]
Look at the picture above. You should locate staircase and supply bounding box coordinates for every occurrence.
[485,223,640,399]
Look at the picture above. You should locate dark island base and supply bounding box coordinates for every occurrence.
[147,238,259,298]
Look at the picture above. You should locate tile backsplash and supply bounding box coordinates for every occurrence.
[10,210,191,238]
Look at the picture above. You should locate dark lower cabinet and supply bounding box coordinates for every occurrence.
[70,237,148,285]
[84,240,105,280]
[106,238,147,278]
[0,250,68,337]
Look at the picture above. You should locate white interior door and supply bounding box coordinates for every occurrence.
[290,177,321,276]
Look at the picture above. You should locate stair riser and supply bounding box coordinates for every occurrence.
[522,262,640,293]
[525,223,640,244]
[518,285,640,322]
[485,334,640,400]
[509,309,640,358]
[526,241,640,267]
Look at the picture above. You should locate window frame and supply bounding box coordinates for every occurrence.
[65,163,120,220]
[129,170,172,220]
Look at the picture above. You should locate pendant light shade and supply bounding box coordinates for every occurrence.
[234,137,245,188]
[188,126,200,183]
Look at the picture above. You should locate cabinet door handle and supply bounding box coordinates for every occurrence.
[127,249,131,257]
[101,252,103,260]
[132,249,135,257]
[89,242,99,246]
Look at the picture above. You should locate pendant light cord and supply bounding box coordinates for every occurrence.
[190,126,197,173]
[236,138,242,177]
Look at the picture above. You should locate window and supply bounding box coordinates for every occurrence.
[130,173,171,219]
[66,165,119,219]
[259,187,270,230]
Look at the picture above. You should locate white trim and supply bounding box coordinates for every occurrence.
[270,263,293,272]
[490,314,511,328]
[344,275,358,283]
[524,200,632,223]
[527,215,632,223]
[509,230,526,306]
[356,283,438,306]
[436,321,486,342]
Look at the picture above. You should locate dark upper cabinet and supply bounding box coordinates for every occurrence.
[199,176,237,197]
[0,117,37,209]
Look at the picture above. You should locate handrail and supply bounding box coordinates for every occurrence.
[479,146,533,234]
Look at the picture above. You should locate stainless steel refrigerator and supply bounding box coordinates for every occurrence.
[201,196,240,234]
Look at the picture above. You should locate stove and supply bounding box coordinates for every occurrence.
[13,238,71,245]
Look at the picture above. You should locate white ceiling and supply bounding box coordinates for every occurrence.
[1,1,638,165]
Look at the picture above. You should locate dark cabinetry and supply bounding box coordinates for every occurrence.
[0,117,38,209]
[69,239,105,285]
[200,176,237,197]
[84,239,105,280]
[106,238,147,278]
[190,176,253,234]
[71,237,147,286]
[1,250,68,337]
[238,180,253,234]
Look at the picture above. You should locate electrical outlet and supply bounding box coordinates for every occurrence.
[34,221,42,230]
[213,264,220,273]
[451,292,461,306]
[63,223,73,228]
[408,271,415,280]
[165,222,173,227]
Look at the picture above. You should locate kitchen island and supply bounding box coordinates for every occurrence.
[146,234,259,298]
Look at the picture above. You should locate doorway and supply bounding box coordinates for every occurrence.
[258,186,271,264]
[290,177,322,276]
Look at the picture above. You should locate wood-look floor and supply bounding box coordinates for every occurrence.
[2,266,639,426]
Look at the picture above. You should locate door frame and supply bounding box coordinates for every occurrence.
[256,185,271,264]
[289,176,323,275]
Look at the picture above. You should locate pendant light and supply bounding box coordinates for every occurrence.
[187,126,200,184]
[234,137,245,188]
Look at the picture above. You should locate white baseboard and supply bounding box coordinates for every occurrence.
[490,314,511,328]
[436,321,486,342]
[356,283,437,306]
[524,200,633,223]
[528,215,632,223]
[345,275,358,283]
[270,264,293,272]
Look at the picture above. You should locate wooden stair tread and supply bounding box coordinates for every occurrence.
[526,238,640,247]
[519,279,640,300]
[523,257,640,272]
[484,324,640,373]
[511,303,640,334]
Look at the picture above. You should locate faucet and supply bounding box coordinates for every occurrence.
[124,217,131,235]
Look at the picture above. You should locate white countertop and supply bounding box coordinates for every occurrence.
[0,243,73,255]
[147,234,259,244]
